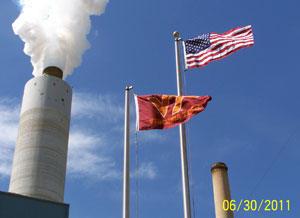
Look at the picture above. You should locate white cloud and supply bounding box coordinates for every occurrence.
[137,130,167,144]
[67,129,121,180]
[0,92,159,181]
[94,29,99,37]
[0,98,20,177]
[0,92,124,180]
[71,92,123,123]
[132,162,157,180]
[67,92,124,180]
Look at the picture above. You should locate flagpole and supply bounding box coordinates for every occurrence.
[123,86,133,218]
[174,31,192,218]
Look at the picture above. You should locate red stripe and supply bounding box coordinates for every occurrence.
[186,39,254,61]
[211,33,253,42]
[186,42,254,65]
[186,43,254,68]
[210,30,253,42]
[212,25,252,37]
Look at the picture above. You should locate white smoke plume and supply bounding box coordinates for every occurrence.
[13,0,108,79]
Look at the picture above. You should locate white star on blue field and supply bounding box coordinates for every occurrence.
[185,33,211,54]
[0,1,300,218]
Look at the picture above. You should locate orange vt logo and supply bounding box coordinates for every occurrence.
[147,95,197,118]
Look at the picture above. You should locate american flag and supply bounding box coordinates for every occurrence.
[183,25,254,69]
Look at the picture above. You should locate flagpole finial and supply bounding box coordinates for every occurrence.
[125,86,133,90]
[173,31,179,38]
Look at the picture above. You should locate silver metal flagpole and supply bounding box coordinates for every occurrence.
[173,31,192,218]
[123,86,133,218]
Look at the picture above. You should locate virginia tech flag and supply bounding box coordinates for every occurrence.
[135,94,212,130]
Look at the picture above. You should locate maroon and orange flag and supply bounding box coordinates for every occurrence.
[134,94,212,130]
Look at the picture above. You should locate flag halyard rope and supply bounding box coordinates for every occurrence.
[135,131,140,218]
[131,90,140,218]
[186,123,197,218]
[182,55,196,218]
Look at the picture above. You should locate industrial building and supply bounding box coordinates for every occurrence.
[0,191,69,218]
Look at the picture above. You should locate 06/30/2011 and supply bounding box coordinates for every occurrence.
[223,199,290,212]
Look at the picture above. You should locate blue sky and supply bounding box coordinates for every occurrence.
[0,0,300,218]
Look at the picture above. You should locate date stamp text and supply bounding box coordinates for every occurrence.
[223,200,290,212]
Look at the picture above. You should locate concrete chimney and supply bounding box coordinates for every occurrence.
[211,162,234,218]
[9,67,72,203]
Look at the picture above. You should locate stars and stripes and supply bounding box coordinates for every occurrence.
[183,25,254,69]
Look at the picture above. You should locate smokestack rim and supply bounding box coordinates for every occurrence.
[43,66,63,79]
[211,162,228,172]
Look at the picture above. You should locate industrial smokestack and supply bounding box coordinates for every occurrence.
[211,162,234,218]
[43,66,63,79]
[9,68,72,202]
